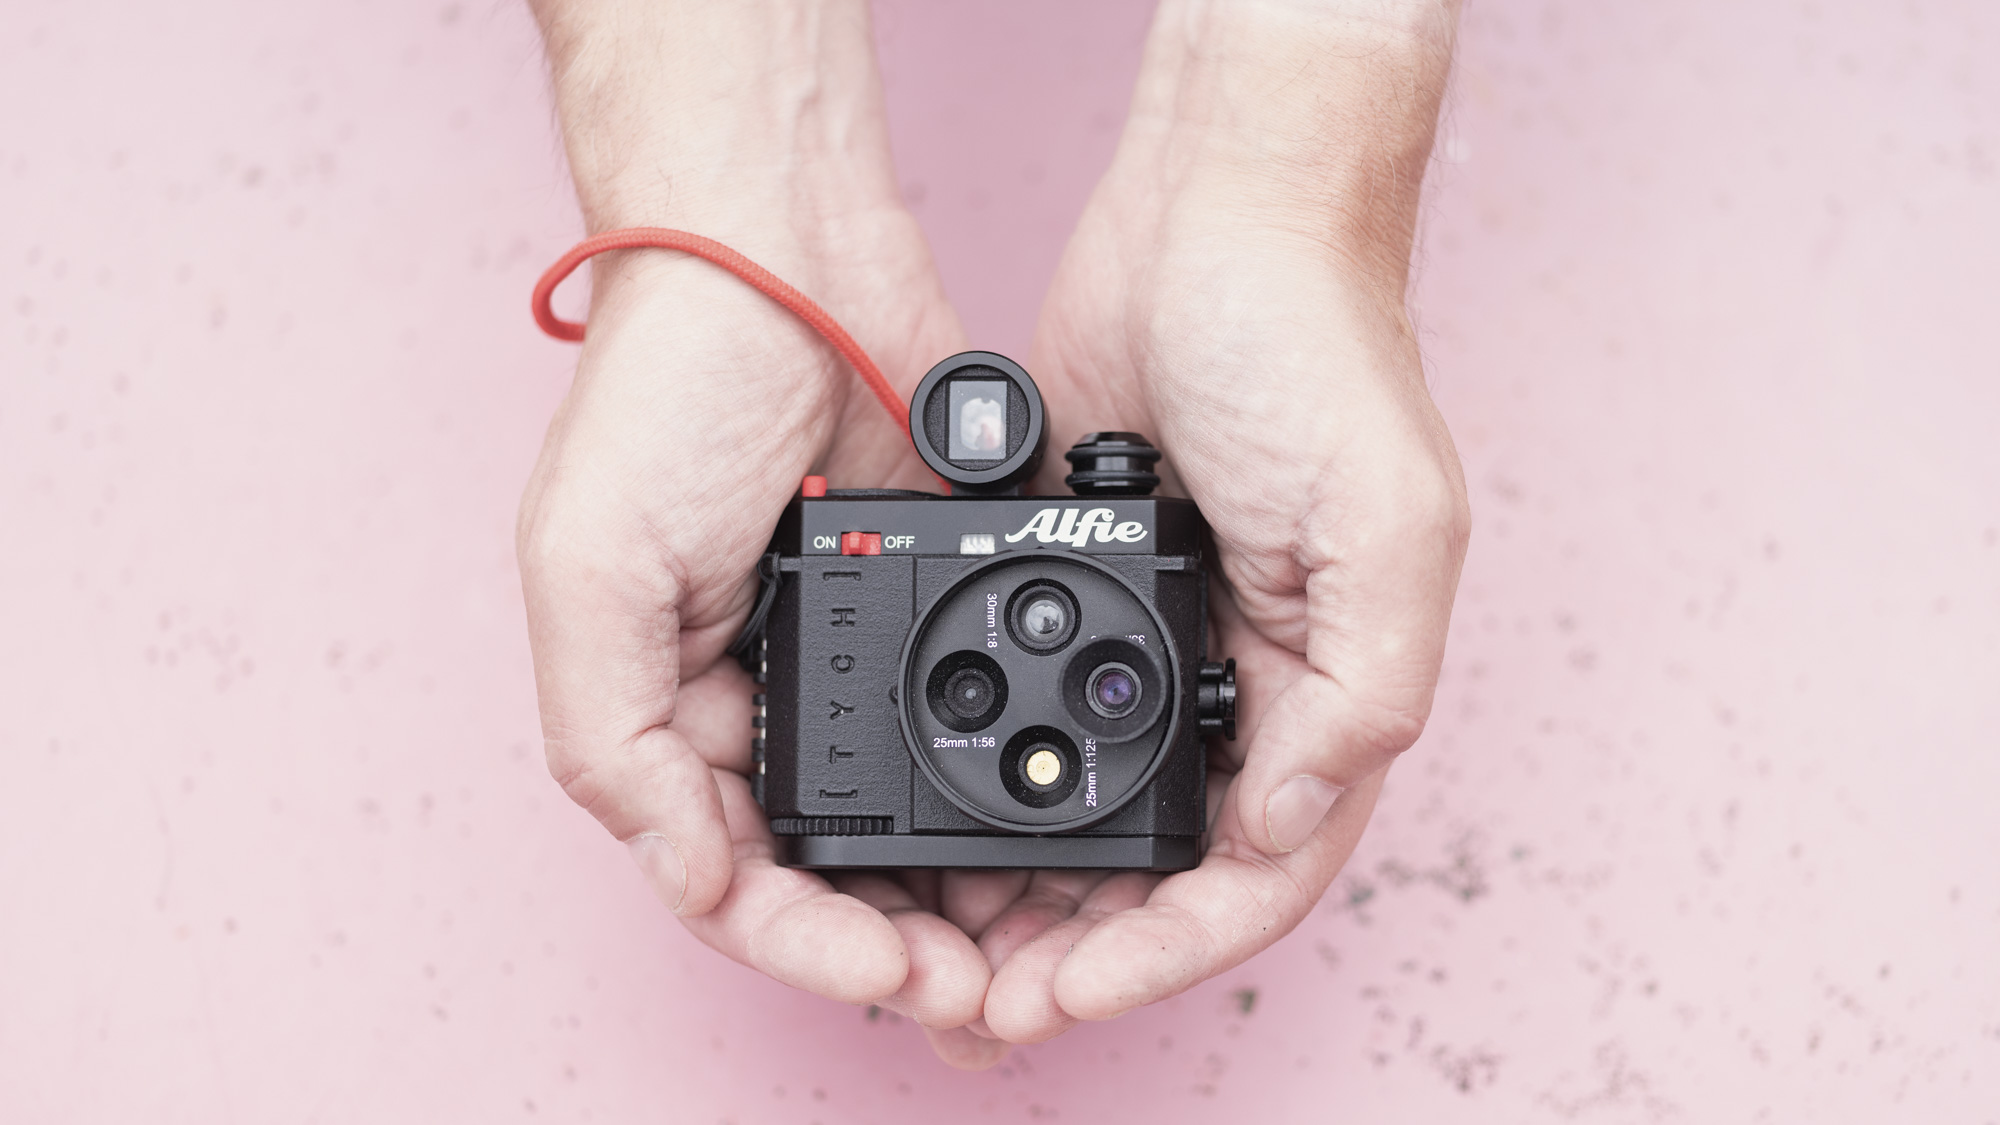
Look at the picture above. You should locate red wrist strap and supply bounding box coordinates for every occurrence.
[530,227,910,438]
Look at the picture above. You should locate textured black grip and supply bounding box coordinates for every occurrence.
[768,816,895,836]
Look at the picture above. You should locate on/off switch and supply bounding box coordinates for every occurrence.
[839,532,882,556]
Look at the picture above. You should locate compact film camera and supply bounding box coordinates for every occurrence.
[739,352,1235,871]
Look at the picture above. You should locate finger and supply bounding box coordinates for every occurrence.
[1205,765,1231,831]
[940,869,1033,939]
[832,873,989,1029]
[975,869,1111,969]
[667,657,757,773]
[574,727,735,918]
[982,872,1158,1044]
[895,868,944,916]
[518,482,740,916]
[922,1025,1011,1071]
[676,773,909,1005]
[1200,589,1301,774]
[1221,539,1458,852]
[1052,768,1385,1021]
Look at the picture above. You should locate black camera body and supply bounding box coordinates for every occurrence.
[745,352,1234,871]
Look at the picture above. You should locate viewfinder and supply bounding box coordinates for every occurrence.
[948,380,1008,460]
[908,351,1047,494]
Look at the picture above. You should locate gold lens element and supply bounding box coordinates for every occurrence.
[1024,748,1062,787]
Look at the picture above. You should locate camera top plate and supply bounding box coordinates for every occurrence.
[775,493,1205,558]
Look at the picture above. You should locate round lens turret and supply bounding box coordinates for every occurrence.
[901,555,1180,833]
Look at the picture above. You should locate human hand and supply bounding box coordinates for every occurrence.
[518,0,1009,1068]
[964,0,1471,1042]
[523,0,1467,1069]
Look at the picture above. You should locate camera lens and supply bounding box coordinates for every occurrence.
[925,650,1009,732]
[1023,747,1063,787]
[944,667,998,721]
[1020,595,1066,640]
[1093,669,1135,710]
[1086,662,1142,719]
[998,725,1081,809]
[1008,583,1078,653]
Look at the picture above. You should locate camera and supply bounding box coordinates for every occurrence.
[738,351,1235,871]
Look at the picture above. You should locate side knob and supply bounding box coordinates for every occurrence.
[1063,432,1162,496]
[1197,658,1237,741]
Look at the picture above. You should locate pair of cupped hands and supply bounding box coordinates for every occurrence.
[516,120,1469,1068]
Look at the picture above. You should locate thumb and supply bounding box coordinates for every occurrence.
[518,493,738,917]
[1226,514,1467,855]
[1230,657,1432,854]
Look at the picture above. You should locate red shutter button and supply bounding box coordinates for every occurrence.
[800,475,827,497]
[839,532,882,556]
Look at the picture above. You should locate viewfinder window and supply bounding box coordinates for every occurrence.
[948,380,1008,461]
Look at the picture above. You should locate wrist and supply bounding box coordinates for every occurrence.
[1115,0,1460,277]
[533,0,902,241]
[534,0,949,381]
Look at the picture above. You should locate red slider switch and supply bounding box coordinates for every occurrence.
[839,532,882,556]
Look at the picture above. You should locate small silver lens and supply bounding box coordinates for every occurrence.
[1022,595,1065,637]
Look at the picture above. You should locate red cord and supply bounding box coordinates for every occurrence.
[530,228,910,437]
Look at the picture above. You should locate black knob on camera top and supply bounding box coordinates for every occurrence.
[1198,658,1236,741]
[1064,432,1162,496]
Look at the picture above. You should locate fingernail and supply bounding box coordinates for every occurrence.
[1265,775,1343,853]
[626,833,687,914]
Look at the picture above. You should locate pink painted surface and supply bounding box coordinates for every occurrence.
[3,0,1996,1120]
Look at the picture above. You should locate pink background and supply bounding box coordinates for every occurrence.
[4,0,1997,1120]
